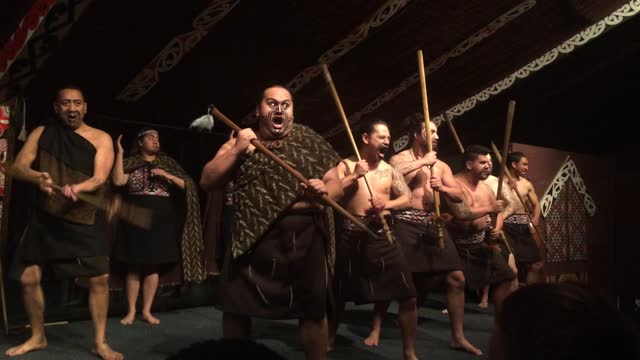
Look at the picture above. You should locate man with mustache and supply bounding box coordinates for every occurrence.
[503,152,543,284]
[6,86,122,359]
[386,114,482,355]
[448,145,515,315]
[200,84,342,360]
[329,119,419,360]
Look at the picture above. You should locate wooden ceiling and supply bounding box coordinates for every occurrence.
[1,0,637,160]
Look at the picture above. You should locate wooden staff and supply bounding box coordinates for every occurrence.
[446,116,514,255]
[0,162,151,229]
[490,142,550,252]
[496,101,515,199]
[320,64,394,244]
[417,50,444,248]
[209,107,380,240]
[445,118,465,154]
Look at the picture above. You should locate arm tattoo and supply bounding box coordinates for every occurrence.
[391,167,411,197]
[394,160,422,175]
[448,201,473,219]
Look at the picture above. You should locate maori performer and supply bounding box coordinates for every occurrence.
[388,114,482,355]
[111,127,204,325]
[6,86,122,359]
[478,154,519,308]
[448,145,514,314]
[200,85,342,360]
[330,119,418,360]
[503,151,544,284]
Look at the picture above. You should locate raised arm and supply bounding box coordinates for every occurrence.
[337,159,368,191]
[200,128,256,191]
[433,161,464,203]
[389,151,436,178]
[112,134,129,186]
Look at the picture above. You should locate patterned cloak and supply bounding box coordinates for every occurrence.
[229,123,340,269]
[123,153,206,282]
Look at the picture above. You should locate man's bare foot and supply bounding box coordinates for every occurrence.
[363,330,380,347]
[450,338,483,355]
[327,337,335,352]
[442,308,449,315]
[5,337,47,357]
[120,312,135,325]
[478,300,489,309]
[91,343,124,360]
[403,352,419,360]
[141,312,160,325]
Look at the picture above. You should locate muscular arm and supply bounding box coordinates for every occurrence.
[526,182,542,225]
[337,161,360,190]
[200,139,244,191]
[11,126,45,184]
[390,156,427,176]
[73,132,114,193]
[437,162,464,203]
[322,167,343,201]
[112,144,128,187]
[446,180,501,220]
[385,167,411,210]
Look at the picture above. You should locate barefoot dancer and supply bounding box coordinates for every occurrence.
[330,119,419,360]
[6,86,123,360]
[112,128,204,325]
[388,115,482,355]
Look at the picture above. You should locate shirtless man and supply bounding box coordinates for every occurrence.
[504,152,543,284]
[384,114,481,355]
[6,86,122,359]
[449,145,515,314]
[479,154,518,308]
[331,119,418,360]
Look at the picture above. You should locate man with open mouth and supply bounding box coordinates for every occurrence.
[329,118,419,360]
[200,84,342,360]
[448,145,515,317]
[7,85,123,360]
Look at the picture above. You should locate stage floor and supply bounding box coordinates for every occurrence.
[0,301,495,359]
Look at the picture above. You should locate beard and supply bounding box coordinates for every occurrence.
[420,139,438,152]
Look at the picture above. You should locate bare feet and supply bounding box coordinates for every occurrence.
[450,337,483,355]
[5,337,47,356]
[404,352,419,360]
[91,343,124,360]
[141,312,160,325]
[441,308,449,315]
[478,300,489,309]
[363,330,380,347]
[120,312,135,325]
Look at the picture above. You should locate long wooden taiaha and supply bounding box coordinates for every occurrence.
[417,50,445,248]
[320,64,394,244]
[209,107,381,240]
